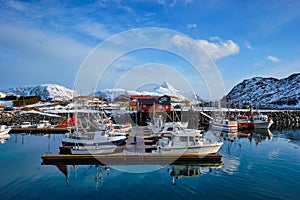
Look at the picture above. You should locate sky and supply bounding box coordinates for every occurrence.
[1,0,300,100]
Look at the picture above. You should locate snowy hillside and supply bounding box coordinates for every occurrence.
[1,84,76,101]
[95,82,202,103]
[226,73,300,109]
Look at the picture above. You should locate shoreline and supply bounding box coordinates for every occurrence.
[1,109,299,130]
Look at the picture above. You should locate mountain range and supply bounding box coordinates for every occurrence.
[0,84,75,101]
[1,73,299,108]
[94,82,203,103]
[226,73,300,109]
[0,82,202,103]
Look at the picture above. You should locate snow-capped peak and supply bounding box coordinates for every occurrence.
[95,82,198,102]
[1,84,76,101]
[226,73,300,109]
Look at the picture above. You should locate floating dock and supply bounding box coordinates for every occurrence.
[41,153,222,165]
[40,126,222,166]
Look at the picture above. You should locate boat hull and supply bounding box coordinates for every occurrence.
[210,124,238,132]
[152,142,223,155]
[62,135,126,147]
[71,145,116,154]
[253,121,273,129]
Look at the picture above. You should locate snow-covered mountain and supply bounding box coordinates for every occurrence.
[1,84,76,101]
[226,73,300,109]
[95,82,203,103]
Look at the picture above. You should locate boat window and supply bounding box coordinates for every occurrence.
[167,127,173,131]
[180,136,187,141]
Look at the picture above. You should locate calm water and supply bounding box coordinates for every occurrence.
[0,129,300,200]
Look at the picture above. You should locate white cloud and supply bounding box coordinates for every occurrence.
[244,41,253,50]
[187,23,197,29]
[76,21,113,40]
[266,55,281,63]
[197,37,240,60]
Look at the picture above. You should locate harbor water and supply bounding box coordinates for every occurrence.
[0,129,300,200]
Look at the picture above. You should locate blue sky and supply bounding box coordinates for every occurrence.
[1,0,300,99]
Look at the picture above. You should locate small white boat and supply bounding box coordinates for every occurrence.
[250,114,273,129]
[62,130,127,147]
[0,125,11,136]
[210,118,238,132]
[71,144,117,154]
[151,122,202,137]
[107,129,128,137]
[152,131,223,155]
[20,122,32,128]
[36,120,51,129]
[107,123,132,132]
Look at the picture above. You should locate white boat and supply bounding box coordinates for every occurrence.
[0,125,11,136]
[71,144,117,154]
[20,122,32,128]
[210,118,238,132]
[107,129,128,137]
[105,123,132,136]
[61,110,127,148]
[62,130,126,147]
[151,122,202,137]
[36,120,51,129]
[107,123,132,132]
[152,131,223,155]
[250,114,273,129]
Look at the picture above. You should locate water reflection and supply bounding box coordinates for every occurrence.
[273,129,300,146]
[168,163,222,185]
[210,129,275,154]
[51,162,223,187]
[0,133,10,144]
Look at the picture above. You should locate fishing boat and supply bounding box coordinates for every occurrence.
[152,131,223,155]
[250,114,273,129]
[62,130,126,147]
[70,144,117,154]
[236,115,251,130]
[106,123,132,132]
[150,121,201,137]
[61,111,127,147]
[105,123,132,136]
[210,118,238,132]
[0,125,11,136]
[36,120,51,129]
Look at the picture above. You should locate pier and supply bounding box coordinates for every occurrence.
[41,125,222,166]
[41,153,222,165]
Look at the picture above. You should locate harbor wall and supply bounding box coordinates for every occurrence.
[0,110,62,126]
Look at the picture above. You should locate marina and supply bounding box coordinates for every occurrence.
[0,93,300,199]
[1,1,300,199]
[0,127,299,199]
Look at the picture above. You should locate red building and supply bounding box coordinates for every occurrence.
[130,95,171,112]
